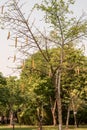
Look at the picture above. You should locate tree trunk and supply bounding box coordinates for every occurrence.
[73,111,77,128]
[56,96,62,130]
[10,110,13,126]
[56,70,62,130]
[52,110,57,126]
[65,104,70,130]
[72,99,77,128]
[38,118,42,130]
[37,108,43,130]
[50,98,57,126]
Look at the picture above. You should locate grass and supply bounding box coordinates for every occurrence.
[0,125,38,130]
[0,125,87,130]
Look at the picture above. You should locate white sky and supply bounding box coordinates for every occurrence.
[0,0,87,77]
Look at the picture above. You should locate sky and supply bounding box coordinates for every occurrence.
[0,0,87,77]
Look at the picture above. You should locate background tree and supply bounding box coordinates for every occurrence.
[0,72,7,124]
[60,45,87,129]
[20,55,54,126]
[5,76,24,125]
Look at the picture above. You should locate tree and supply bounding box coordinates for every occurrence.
[20,52,56,126]
[20,45,87,127]
[0,73,7,124]
[5,76,24,125]
[0,72,7,107]
[60,45,87,129]
[35,1,87,128]
[0,0,87,130]
[0,72,6,85]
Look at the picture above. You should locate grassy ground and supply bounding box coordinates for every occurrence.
[0,125,87,130]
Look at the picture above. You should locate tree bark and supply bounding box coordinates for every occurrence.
[50,98,57,126]
[73,110,77,128]
[37,108,43,130]
[10,109,13,126]
[38,118,42,130]
[65,104,70,130]
[56,70,62,130]
[72,99,77,128]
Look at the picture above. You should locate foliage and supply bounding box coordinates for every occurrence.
[20,45,87,125]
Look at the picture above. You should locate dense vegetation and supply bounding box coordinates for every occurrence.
[0,46,87,128]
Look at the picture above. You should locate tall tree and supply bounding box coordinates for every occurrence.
[0,0,87,130]
[35,1,87,130]
[20,45,87,127]
[60,46,87,129]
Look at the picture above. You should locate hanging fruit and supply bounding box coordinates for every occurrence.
[7,32,10,40]
[15,37,17,48]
